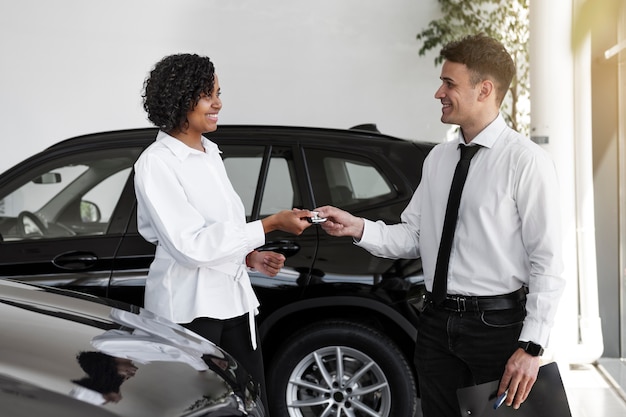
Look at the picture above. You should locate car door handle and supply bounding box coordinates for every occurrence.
[257,240,300,257]
[53,252,98,270]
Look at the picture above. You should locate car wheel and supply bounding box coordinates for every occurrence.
[267,320,418,417]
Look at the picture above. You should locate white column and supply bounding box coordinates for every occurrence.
[617,4,626,358]
[529,0,603,363]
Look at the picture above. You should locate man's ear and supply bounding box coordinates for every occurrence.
[478,79,494,102]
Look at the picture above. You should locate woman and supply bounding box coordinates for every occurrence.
[134,53,312,406]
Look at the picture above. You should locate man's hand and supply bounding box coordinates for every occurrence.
[246,250,285,277]
[315,205,365,240]
[497,348,541,409]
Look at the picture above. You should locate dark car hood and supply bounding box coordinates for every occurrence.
[0,280,263,417]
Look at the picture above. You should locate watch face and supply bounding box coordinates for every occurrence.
[520,341,544,356]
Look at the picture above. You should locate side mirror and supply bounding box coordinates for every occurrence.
[80,200,101,223]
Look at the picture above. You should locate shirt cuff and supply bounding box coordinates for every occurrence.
[245,220,266,253]
[356,218,384,251]
[519,319,552,348]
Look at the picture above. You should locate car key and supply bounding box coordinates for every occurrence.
[307,211,327,224]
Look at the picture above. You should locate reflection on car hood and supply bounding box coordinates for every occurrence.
[92,308,226,372]
[0,279,263,417]
[0,373,118,417]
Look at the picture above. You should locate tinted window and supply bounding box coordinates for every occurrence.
[221,145,300,219]
[223,154,263,217]
[305,148,396,208]
[0,148,141,241]
[260,157,295,216]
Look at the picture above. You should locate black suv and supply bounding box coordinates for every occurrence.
[0,125,433,417]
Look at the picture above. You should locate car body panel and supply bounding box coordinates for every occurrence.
[0,279,263,416]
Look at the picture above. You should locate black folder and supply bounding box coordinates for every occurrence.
[456,361,572,416]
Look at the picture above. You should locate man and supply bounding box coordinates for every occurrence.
[315,34,565,417]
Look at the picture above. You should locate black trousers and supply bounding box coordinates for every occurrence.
[414,302,525,417]
[182,314,267,411]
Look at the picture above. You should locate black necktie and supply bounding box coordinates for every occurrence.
[431,144,481,305]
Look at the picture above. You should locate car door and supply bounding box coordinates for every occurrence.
[111,138,319,310]
[302,144,418,284]
[214,140,320,314]
[0,146,143,297]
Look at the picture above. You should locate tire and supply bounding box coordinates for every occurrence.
[267,320,418,417]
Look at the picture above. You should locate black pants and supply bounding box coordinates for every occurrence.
[182,314,267,410]
[414,302,525,417]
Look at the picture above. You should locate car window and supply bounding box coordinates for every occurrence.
[0,148,141,241]
[223,156,262,216]
[221,145,299,219]
[328,158,392,201]
[260,157,294,216]
[304,148,395,208]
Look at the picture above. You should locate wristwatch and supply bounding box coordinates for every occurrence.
[518,341,544,357]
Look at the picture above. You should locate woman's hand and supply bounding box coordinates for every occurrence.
[262,208,313,235]
[246,250,286,277]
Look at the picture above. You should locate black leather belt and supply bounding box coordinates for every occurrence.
[427,287,527,312]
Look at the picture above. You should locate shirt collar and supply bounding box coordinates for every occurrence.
[156,130,220,161]
[456,113,507,149]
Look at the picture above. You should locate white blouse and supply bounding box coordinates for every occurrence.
[134,131,265,347]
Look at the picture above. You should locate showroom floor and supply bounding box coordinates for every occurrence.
[571,358,626,417]
[413,359,626,417]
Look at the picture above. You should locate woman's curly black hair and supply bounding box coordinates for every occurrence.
[142,53,216,133]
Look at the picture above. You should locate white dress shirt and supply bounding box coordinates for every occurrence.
[359,114,565,346]
[134,131,265,347]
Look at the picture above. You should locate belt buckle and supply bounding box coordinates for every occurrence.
[450,296,467,312]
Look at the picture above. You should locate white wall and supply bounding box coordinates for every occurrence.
[0,0,448,172]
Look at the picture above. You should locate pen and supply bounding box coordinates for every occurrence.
[493,390,508,409]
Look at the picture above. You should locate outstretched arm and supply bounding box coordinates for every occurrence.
[317,204,420,260]
[261,208,313,235]
[315,205,365,240]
